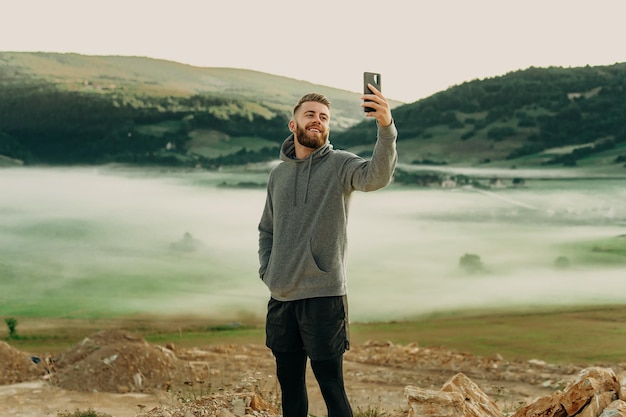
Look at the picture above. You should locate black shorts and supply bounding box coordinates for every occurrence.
[265,295,350,361]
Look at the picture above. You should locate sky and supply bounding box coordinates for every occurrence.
[2,0,626,103]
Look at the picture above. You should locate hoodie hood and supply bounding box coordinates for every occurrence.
[279,134,333,206]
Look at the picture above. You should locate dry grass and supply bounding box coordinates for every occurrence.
[350,304,626,365]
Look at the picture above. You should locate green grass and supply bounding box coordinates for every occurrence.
[134,120,185,137]
[186,129,278,158]
[5,304,626,366]
[0,247,235,317]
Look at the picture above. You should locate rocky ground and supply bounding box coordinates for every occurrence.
[1,328,624,417]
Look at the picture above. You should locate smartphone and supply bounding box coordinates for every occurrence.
[363,72,381,112]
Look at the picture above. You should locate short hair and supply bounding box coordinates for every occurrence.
[293,93,331,116]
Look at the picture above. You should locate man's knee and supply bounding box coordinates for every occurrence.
[311,354,344,382]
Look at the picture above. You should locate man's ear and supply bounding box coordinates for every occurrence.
[288,119,295,132]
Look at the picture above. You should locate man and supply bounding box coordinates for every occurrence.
[258,85,397,417]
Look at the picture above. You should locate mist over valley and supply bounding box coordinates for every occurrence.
[1,166,624,322]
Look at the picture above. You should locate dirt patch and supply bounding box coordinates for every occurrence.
[0,341,42,384]
[2,330,625,417]
[53,329,181,394]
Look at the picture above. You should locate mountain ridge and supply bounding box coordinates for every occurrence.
[1,51,625,172]
[1,51,397,128]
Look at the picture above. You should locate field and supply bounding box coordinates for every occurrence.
[1,165,625,416]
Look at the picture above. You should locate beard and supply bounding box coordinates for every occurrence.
[294,122,329,149]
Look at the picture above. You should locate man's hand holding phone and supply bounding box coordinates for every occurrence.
[362,72,392,127]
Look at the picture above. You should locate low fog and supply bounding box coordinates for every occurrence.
[0,167,624,322]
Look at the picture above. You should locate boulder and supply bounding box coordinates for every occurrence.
[509,367,624,417]
[578,392,618,417]
[562,367,622,416]
[511,392,567,417]
[599,400,626,417]
[405,372,502,417]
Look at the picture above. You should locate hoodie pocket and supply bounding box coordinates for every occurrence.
[263,237,330,296]
[305,237,329,275]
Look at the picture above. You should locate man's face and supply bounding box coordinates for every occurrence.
[290,101,330,149]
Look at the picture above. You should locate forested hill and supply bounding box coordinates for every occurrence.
[0,52,389,166]
[334,63,626,169]
[1,51,625,170]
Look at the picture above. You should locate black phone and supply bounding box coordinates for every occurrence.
[363,72,381,112]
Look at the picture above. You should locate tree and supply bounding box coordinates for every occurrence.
[4,317,17,339]
[459,253,485,274]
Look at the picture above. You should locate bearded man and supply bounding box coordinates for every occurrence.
[258,87,397,417]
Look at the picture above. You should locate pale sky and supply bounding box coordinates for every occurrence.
[2,0,625,103]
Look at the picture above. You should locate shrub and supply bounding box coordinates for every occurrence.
[459,254,484,274]
[4,317,17,339]
[355,405,388,417]
[57,409,113,417]
[554,256,571,269]
[487,126,516,141]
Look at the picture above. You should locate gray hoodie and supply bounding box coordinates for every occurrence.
[258,122,398,301]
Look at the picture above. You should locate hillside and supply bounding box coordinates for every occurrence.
[0,51,377,127]
[1,52,625,171]
[334,63,626,171]
[0,52,401,166]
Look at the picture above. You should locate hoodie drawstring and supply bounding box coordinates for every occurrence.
[293,155,313,206]
[293,168,298,207]
[303,156,312,205]
[279,133,331,207]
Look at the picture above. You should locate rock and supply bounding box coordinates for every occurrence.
[511,367,625,417]
[232,397,246,416]
[406,367,626,417]
[441,373,502,417]
[217,408,236,417]
[249,393,277,413]
[578,391,618,417]
[571,367,622,397]
[600,400,626,417]
[510,392,566,417]
[562,367,621,415]
[405,385,465,417]
[405,372,502,417]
